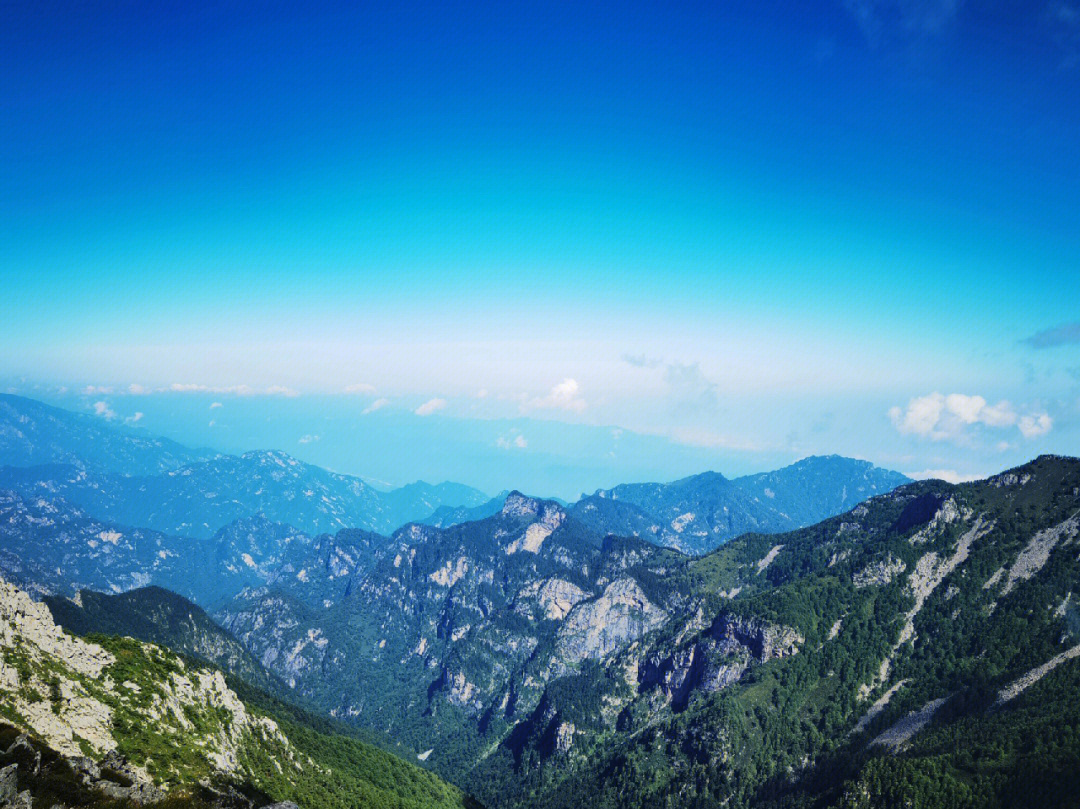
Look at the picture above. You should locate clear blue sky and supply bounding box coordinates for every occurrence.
[3,0,1079,496]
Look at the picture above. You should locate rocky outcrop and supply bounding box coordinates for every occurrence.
[0,581,114,679]
[711,613,803,661]
[515,578,589,621]
[504,500,565,555]
[639,642,748,708]
[870,697,947,752]
[638,613,803,708]
[0,579,293,795]
[898,515,992,648]
[756,545,784,574]
[1001,512,1079,595]
[556,578,667,665]
[853,555,907,588]
[995,643,1080,705]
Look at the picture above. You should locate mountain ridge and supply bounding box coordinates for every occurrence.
[0,396,490,539]
[211,455,1080,808]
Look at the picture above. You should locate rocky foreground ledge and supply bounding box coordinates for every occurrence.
[0,578,298,809]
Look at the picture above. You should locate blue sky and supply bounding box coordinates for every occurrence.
[3,0,1080,497]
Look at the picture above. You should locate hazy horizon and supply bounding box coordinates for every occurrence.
[4,1,1079,496]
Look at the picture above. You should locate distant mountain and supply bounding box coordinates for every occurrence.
[386,481,496,521]
[0,489,326,607]
[422,491,510,527]
[0,395,489,538]
[215,456,1080,809]
[0,453,488,539]
[0,488,204,599]
[570,455,910,553]
[0,393,211,475]
[44,585,278,692]
[0,578,476,809]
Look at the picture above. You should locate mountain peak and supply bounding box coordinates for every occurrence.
[501,490,563,515]
[501,491,541,517]
[241,449,302,467]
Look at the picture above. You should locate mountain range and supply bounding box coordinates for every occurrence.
[210,456,1080,808]
[0,395,490,538]
[3,394,1077,808]
[571,456,909,553]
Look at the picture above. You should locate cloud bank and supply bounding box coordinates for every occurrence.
[889,392,1052,442]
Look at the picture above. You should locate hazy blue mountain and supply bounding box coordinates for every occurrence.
[0,488,203,599]
[386,480,494,521]
[0,489,322,607]
[570,455,910,553]
[0,393,211,475]
[0,453,488,540]
[422,491,511,527]
[0,395,489,538]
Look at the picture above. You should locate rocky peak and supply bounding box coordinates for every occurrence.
[501,492,542,518]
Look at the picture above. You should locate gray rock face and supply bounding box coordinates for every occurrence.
[0,579,295,796]
[639,613,802,707]
[712,614,804,661]
[515,578,589,621]
[0,763,18,804]
[556,578,667,665]
[639,644,735,707]
[853,555,907,588]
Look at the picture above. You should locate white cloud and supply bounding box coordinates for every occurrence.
[1018,412,1053,439]
[125,412,144,424]
[476,388,489,399]
[415,398,447,416]
[208,419,216,427]
[362,397,390,415]
[93,401,116,420]
[525,378,587,413]
[83,385,113,395]
[128,384,147,395]
[977,399,1017,428]
[889,393,945,437]
[889,392,1017,441]
[298,434,320,444]
[944,393,986,424]
[265,385,300,397]
[665,362,719,414]
[907,469,985,484]
[210,401,223,409]
[497,433,528,450]
[345,383,376,394]
[623,355,719,414]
